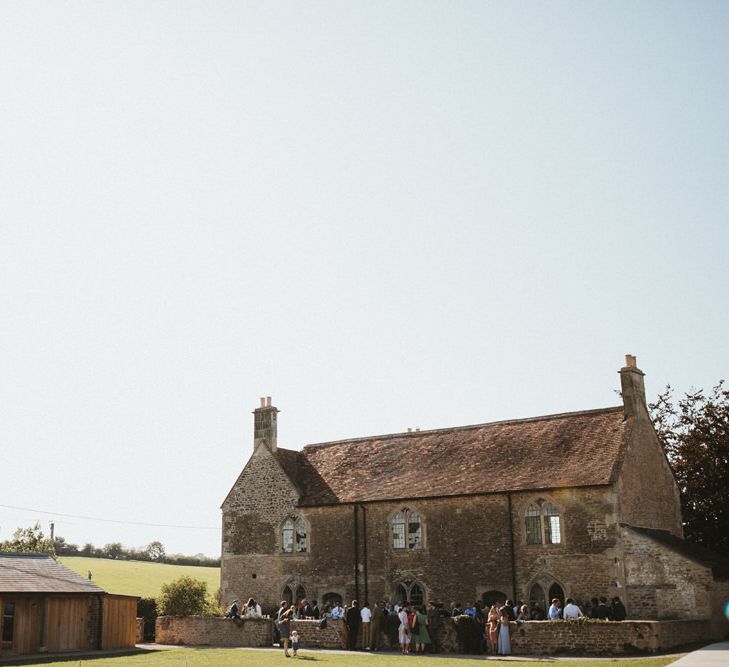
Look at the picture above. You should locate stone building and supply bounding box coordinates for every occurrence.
[221,356,729,626]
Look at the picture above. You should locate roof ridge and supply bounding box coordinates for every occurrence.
[301,405,624,451]
[0,552,52,558]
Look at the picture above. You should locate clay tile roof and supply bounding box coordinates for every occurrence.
[277,406,627,506]
[0,552,105,594]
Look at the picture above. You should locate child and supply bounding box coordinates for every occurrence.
[290,630,300,656]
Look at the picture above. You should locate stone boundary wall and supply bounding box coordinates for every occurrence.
[155,616,272,647]
[290,619,346,648]
[136,617,144,644]
[510,619,712,655]
[155,617,715,654]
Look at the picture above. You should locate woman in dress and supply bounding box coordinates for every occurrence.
[497,607,511,655]
[410,605,431,654]
[397,604,411,654]
[246,597,261,618]
[487,604,500,654]
[278,609,293,658]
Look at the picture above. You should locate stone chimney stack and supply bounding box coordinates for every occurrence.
[619,354,647,420]
[253,396,279,452]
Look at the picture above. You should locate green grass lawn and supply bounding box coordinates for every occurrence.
[59,557,220,598]
[29,648,680,667]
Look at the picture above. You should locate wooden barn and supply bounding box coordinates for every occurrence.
[0,552,138,657]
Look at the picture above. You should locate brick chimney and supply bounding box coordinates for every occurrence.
[253,396,278,452]
[619,354,646,420]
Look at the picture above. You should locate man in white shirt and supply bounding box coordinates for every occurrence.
[562,598,584,619]
[360,602,372,649]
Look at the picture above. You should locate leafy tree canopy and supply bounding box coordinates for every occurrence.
[649,380,729,557]
[157,576,217,617]
[103,542,124,559]
[145,540,166,562]
[0,522,56,557]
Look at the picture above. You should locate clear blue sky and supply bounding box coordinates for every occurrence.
[1,1,727,557]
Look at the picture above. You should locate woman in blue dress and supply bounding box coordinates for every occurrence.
[497,607,511,655]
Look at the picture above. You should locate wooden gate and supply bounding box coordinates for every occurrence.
[101,594,137,649]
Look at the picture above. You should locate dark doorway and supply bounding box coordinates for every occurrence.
[482,590,507,608]
[322,592,342,608]
[529,584,546,615]
[295,586,307,604]
[548,583,564,604]
[282,586,293,606]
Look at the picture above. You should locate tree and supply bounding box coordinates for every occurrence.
[53,536,79,556]
[144,540,166,562]
[0,523,56,557]
[103,542,124,559]
[157,576,216,617]
[649,380,729,557]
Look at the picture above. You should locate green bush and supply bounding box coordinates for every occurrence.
[157,576,217,617]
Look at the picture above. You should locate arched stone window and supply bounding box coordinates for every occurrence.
[526,576,566,616]
[524,499,562,545]
[528,583,546,613]
[295,585,307,603]
[282,585,293,606]
[391,508,424,549]
[396,578,425,606]
[282,516,308,553]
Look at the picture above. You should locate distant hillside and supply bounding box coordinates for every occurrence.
[60,556,220,598]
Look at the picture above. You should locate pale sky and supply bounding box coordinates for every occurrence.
[1,1,727,557]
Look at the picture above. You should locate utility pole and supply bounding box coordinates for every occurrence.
[49,522,55,541]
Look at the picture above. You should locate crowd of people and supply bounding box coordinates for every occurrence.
[223,597,263,619]
[225,593,629,657]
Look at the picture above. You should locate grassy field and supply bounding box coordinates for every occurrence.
[59,556,220,598]
[29,647,681,667]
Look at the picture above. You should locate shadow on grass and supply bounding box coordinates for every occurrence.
[0,648,161,666]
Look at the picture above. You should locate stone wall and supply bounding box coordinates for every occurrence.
[709,580,729,640]
[155,616,272,647]
[154,616,718,654]
[510,486,621,609]
[616,414,683,537]
[510,619,712,655]
[290,619,346,649]
[221,446,300,606]
[222,488,628,614]
[136,617,144,644]
[621,527,714,620]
